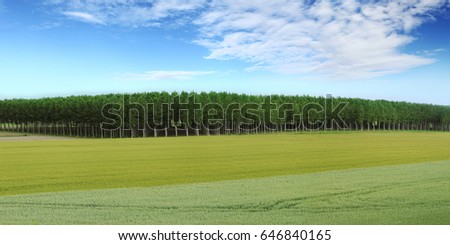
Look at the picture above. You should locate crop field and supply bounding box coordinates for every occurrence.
[1,131,450,224]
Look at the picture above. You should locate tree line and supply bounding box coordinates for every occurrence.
[0,91,449,138]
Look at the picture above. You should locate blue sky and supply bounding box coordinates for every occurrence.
[0,0,449,105]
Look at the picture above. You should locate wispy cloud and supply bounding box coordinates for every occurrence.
[416,48,447,56]
[30,22,62,31]
[0,0,5,14]
[62,11,105,25]
[45,0,449,79]
[119,70,215,81]
[48,0,206,27]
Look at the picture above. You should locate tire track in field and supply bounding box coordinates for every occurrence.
[1,175,448,214]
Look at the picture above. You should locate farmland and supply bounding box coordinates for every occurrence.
[1,131,450,224]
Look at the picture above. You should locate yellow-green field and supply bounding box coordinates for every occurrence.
[1,132,450,224]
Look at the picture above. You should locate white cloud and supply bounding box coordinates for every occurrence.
[119,70,215,81]
[46,0,449,79]
[195,0,447,79]
[62,11,105,25]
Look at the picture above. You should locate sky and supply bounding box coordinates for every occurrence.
[0,0,449,105]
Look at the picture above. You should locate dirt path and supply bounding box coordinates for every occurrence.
[0,135,76,142]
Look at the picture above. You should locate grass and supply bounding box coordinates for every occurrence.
[1,132,450,196]
[1,131,450,224]
[0,160,449,224]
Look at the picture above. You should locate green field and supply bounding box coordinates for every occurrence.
[1,132,450,224]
